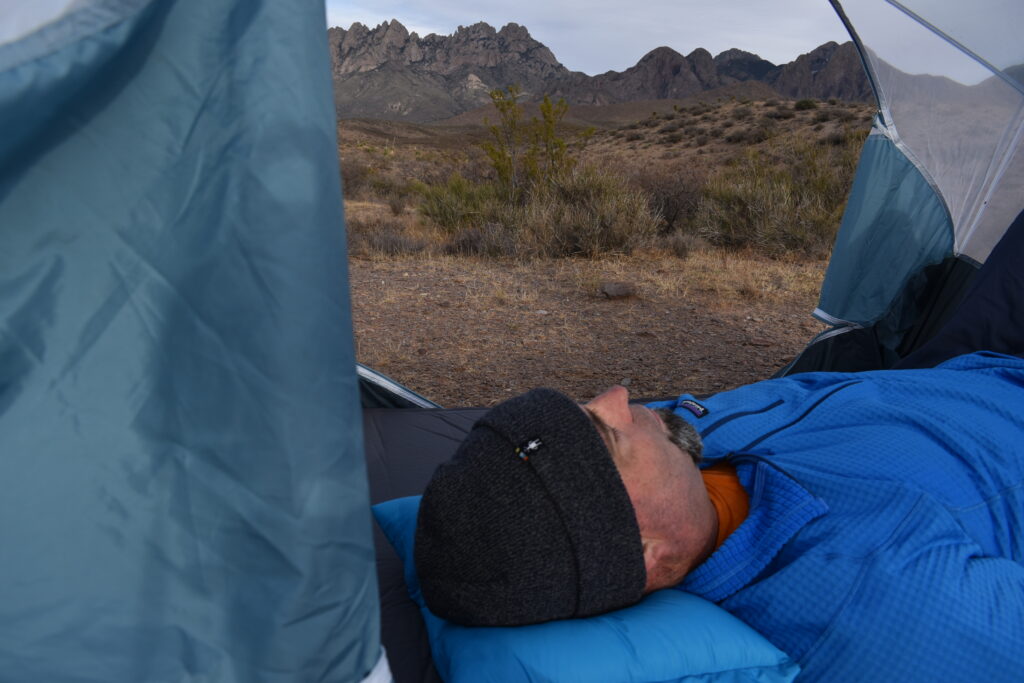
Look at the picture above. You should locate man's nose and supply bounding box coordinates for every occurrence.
[585,385,632,425]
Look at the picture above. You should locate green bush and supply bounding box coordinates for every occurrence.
[426,166,660,258]
[414,174,498,232]
[795,99,819,111]
[520,167,660,257]
[693,130,866,257]
[414,88,662,259]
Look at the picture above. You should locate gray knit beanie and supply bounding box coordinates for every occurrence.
[414,388,646,626]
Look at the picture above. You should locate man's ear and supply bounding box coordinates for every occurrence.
[641,537,671,593]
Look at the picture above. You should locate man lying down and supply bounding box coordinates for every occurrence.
[414,351,1024,681]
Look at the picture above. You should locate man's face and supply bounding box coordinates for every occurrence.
[582,385,716,591]
[582,385,696,470]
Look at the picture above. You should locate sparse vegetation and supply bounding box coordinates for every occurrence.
[340,94,874,261]
[693,127,867,257]
[347,217,426,257]
[409,86,661,258]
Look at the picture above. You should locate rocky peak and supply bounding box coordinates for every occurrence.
[497,22,531,41]
[713,48,777,83]
[329,19,565,78]
[686,48,720,89]
[638,46,685,65]
[329,19,871,122]
[769,41,870,100]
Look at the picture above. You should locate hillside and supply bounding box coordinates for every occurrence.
[339,93,874,205]
[329,20,871,122]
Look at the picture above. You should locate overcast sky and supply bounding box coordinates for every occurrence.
[326,0,852,74]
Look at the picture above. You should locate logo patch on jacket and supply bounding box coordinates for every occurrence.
[679,399,708,418]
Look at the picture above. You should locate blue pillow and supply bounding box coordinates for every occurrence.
[373,495,799,683]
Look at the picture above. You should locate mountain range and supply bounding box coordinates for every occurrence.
[329,20,871,123]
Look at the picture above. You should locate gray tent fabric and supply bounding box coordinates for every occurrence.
[0,1,382,680]
[363,408,487,683]
[786,0,1024,373]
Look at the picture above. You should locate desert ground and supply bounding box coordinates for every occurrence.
[342,94,870,405]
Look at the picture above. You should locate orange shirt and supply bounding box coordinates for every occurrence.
[701,463,750,549]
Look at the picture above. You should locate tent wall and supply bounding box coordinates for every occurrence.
[789,0,1024,373]
[0,1,382,680]
[815,129,953,329]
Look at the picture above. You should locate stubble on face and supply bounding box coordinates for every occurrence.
[653,408,703,464]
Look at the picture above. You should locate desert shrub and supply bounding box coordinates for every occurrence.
[764,99,779,107]
[442,222,521,257]
[828,98,838,105]
[664,132,684,144]
[725,124,773,144]
[814,109,833,123]
[693,130,865,257]
[765,108,796,120]
[660,231,706,259]
[388,193,407,216]
[367,174,404,198]
[724,129,745,143]
[632,163,707,233]
[414,174,498,231]
[481,87,579,202]
[517,167,660,257]
[732,106,753,120]
[795,99,819,111]
[417,166,660,259]
[346,217,426,257]
[625,132,644,141]
[835,108,857,123]
[340,160,375,199]
[820,127,865,147]
[659,122,681,133]
[695,135,710,147]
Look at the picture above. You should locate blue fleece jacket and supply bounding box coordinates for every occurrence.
[648,351,1024,682]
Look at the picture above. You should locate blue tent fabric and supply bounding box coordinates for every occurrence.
[816,131,953,330]
[0,1,380,681]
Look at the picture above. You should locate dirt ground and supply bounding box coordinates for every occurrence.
[348,250,828,407]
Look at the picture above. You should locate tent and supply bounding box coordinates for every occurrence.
[1,1,1022,682]
[783,0,1024,373]
[0,1,385,680]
